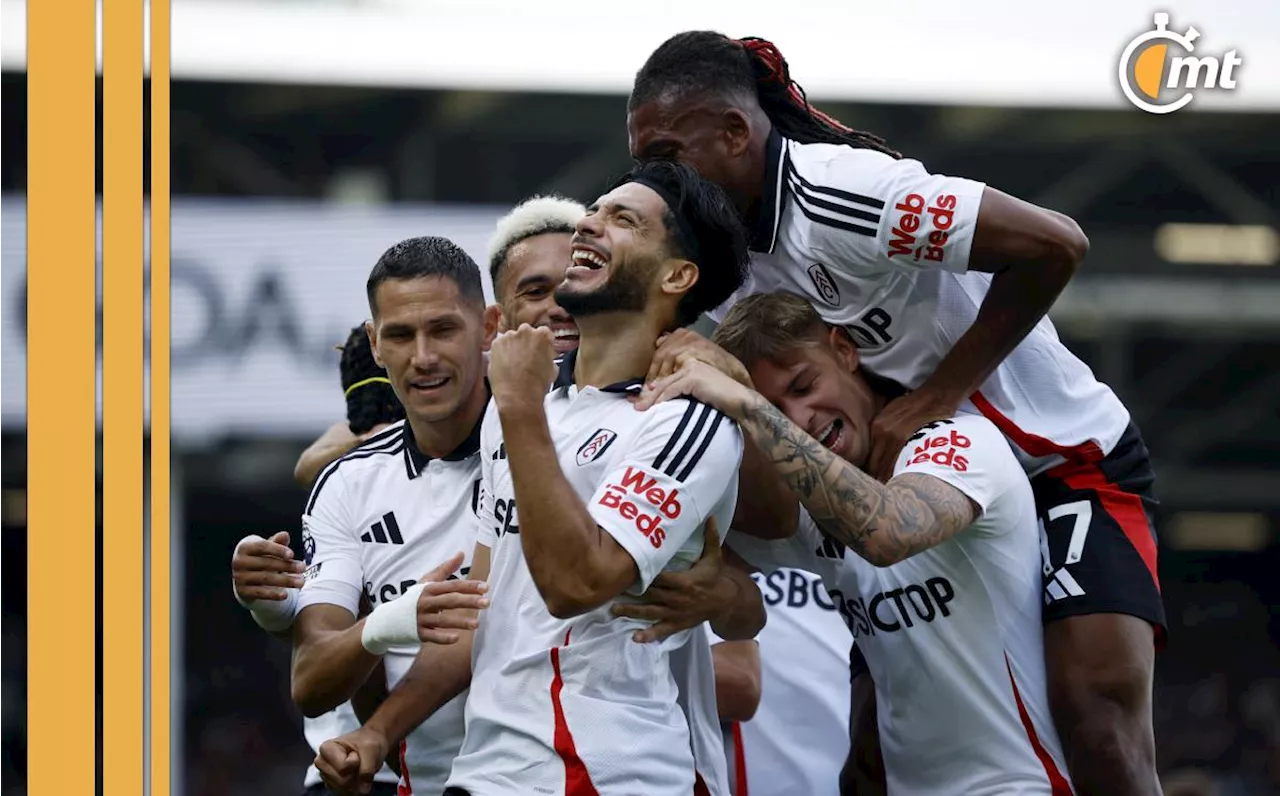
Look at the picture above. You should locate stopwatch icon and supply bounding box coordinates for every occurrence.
[1118,13,1200,114]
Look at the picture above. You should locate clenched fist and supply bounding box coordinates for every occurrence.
[488,324,558,410]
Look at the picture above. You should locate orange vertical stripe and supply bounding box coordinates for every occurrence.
[26,0,98,792]
[149,0,174,794]
[103,0,147,792]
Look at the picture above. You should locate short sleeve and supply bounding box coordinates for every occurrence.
[587,399,744,592]
[297,465,364,616]
[891,415,1015,516]
[808,150,985,277]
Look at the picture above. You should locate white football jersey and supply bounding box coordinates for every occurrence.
[298,420,481,794]
[729,414,1073,796]
[446,352,744,796]
[710,132,1129,476]
[739,568,852,796]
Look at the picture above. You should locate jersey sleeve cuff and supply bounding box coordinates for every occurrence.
[297,569,362,617]
[592,509,664,593]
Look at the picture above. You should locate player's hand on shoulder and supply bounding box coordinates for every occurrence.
[316,727,389,795]
[867,390,960,483]
[230,531,305,604]
[489,324,557,409]
[635,358,753,418]
[647,328,753,387]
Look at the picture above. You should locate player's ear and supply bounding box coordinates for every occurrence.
[481,304,503,351]
[365,320,385,368]
[661,259,700,300]
[722,107,753,157]
[827,325,860,373]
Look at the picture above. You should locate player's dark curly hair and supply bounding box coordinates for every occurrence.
[338,325,405,435]
[630,31,901,159]
[610,159,750,327]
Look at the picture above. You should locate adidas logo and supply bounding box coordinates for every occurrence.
[493,443,507,461]
[1043,568,1085,604]
[361,512,405,545]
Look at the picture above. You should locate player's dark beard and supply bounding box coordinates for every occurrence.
[554,261,649,318]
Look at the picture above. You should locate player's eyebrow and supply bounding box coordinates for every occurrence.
[515,274,552,292]
[785,366,809,394]
[586,201,646,225]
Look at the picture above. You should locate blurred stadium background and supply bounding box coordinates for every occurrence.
[1,1,1278,794]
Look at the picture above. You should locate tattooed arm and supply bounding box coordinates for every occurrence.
[641,360,979,567]
[736,395,978,566]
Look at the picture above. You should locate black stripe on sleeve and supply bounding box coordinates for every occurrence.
[676,410,726,482]
[652,401,698,472]
[662,404,714,478]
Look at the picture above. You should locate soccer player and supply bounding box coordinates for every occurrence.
[641,291,1073,795]
[628,32,1162,796]
[316,160,760,796]
[288,237,498,795]
[486,193,764,794]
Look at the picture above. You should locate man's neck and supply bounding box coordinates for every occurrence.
[573,313,663,390]
[408,381,487,459]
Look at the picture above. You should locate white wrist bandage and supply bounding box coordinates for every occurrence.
[246,589,300,632]
[232,535,302,632]
[361,582,427,655]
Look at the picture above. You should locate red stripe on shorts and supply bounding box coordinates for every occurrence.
[1047,459,1159,592]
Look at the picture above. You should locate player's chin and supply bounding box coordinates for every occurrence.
[406,383,461,420]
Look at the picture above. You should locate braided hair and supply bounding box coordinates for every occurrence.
[338,325,404,435]
[630,31,900,159]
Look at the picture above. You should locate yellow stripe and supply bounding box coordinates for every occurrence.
[27,0,97,792]
[345,375,393,397]
[103,0,147,792]
[149,1,174,793]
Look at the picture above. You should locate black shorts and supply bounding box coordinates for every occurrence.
[304,783,399,796]
[1030,422,1166,639]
